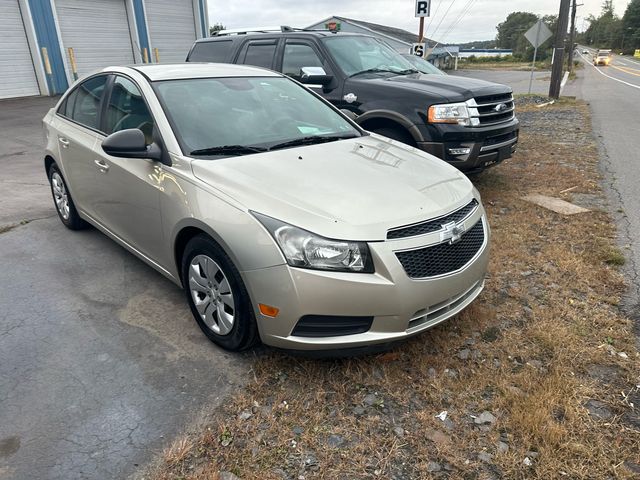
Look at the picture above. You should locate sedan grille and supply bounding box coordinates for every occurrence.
[468,93,515,127]
[396,219,485,278]
[387,199,478,240]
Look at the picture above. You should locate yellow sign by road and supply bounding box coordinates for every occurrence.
[635,49,640,58]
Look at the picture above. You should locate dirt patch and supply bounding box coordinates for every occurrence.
[148,100,640,480]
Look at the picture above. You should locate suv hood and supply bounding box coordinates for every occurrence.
[190,135,474,241]
[350,73,512,103]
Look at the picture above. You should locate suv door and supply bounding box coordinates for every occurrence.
[278,39,343,106]
[92,75,164,261]
[55,74,109,219]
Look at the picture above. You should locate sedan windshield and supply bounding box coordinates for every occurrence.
[323,36,417,77]
[154,77,360,157]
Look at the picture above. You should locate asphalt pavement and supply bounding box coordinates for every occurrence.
[452,68,555,95]
[0,98,248,479]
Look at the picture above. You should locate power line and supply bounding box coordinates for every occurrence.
[423,0,445,38]
[433,0,479,47]
[426,0,459,42]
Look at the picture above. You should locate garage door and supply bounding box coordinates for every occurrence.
[55,0,135,78]
[146,0,197,63]
[0,0,40,99]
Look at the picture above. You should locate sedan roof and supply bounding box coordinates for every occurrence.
[104,63,282,81]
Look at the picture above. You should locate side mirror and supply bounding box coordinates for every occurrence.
[300,66,333,86]
[102,128,163,162]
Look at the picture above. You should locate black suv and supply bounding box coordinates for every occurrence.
[187,30,519,173]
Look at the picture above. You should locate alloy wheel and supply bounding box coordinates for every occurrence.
[188,254,236,335]
[51,172,70,220]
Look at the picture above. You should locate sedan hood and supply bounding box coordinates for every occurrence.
[191,135,474,241]
[351,73,511,103]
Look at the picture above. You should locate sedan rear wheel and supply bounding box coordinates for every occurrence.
[48,163,87,230]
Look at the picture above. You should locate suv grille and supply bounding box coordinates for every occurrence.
[396,219,485,278]
[387,199,478,240]
[469,93,515,127]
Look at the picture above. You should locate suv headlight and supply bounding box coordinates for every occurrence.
[253,212,374,273]
[428,102,471,126]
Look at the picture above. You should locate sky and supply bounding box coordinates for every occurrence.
[206,0,631,43]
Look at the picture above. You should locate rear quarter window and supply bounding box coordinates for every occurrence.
[188,41,233,62]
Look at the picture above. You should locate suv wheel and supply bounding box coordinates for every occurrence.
[182,234,259,351]
[48,163,88,230]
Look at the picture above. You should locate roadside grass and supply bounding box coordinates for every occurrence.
[150,100,640,479]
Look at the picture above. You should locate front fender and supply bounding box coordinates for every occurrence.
[355,109,425,143]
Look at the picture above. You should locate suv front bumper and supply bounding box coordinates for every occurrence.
[417,117,519,173]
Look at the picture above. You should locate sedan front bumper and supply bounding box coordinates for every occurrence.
[242,207,490,350]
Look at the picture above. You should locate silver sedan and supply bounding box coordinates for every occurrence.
[43,63,489,351]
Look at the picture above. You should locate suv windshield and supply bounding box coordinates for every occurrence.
[323,36,416,77]
[402,54,446,75]
[154,77,360,157]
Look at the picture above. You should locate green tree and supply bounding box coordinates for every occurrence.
[622,0,640,53]
[209,22,226,36]
[495,12,555,61]
[582,1,623,49]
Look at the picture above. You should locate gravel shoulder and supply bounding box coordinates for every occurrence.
[146,99,640,480]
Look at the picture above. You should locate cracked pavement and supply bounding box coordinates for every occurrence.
[0,97,249,479]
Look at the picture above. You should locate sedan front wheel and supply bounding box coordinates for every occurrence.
[182,234,259,351]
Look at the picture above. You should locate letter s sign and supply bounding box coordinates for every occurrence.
[415,0,430,17]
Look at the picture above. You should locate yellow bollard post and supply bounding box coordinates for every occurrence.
[67,47,78,80]
[41,47,52,75]
[153,48,160,63]
[143,47,149,63]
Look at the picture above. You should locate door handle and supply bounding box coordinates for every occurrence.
[58,137,69,148]
[94,159,109,172]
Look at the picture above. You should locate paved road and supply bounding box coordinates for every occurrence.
[452,68,557,95]
[572,49,640,316]
[0,98,248,479]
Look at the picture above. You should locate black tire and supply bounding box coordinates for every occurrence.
[371,127,415,147]
[181,234,259,351]
[47,163,88,230]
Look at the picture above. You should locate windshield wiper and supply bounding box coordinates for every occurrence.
[396,68,419,75]
[349,68,398,78]
[349,67,418,78]
[268,134,358,151]
[190,145,267,157]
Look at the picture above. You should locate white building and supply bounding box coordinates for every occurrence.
[0,0,209,99]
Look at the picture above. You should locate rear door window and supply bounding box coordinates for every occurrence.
[188,40,233,62]
[237,41,277,69]
[59,75,109,131]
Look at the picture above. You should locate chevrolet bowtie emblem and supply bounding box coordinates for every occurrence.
[440,221,465,244]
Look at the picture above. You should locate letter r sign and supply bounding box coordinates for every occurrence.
[415,0,430,17]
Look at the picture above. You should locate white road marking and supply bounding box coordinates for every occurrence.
[578,52,640,90]
[618,60,629,66]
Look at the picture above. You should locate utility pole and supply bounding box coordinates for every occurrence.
[549,0,572,99]
[567,0,578,72]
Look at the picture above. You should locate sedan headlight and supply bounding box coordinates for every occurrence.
[253,212,374,273]
[428,102,471,126]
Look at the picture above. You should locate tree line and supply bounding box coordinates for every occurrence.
[578,0,639,52]
[495,0,639,60]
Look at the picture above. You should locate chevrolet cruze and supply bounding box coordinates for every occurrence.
[43,63,490,351]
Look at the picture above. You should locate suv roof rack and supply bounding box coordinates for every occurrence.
[215,25,300,36]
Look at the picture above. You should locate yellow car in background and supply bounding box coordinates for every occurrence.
[594,49,611,66]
